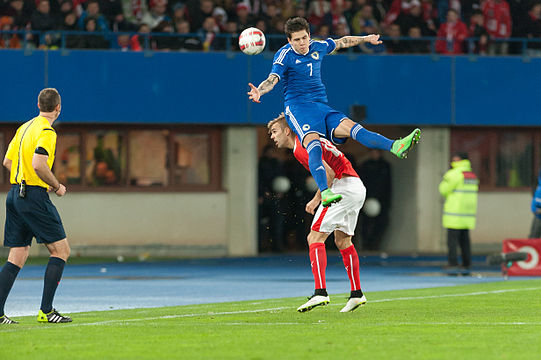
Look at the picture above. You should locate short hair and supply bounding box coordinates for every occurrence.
[284,17,309,38]
[38,88,60,112]
[267,113,288,133]
[453,151,469,160]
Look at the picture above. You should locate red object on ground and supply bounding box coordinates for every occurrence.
[503,238,541,276]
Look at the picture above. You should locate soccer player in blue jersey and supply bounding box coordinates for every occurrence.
[248,17,421,207]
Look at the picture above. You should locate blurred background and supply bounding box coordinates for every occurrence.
[0,0,540,259]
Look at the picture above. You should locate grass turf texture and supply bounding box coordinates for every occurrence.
[1,279,540,359]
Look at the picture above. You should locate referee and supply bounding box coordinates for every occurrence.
[0,88,72,324]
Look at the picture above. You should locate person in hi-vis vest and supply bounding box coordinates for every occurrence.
[439,152,479,269]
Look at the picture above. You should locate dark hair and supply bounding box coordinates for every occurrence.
[454,152,469,160]
[38,88,60,112]
[284,17,309,38]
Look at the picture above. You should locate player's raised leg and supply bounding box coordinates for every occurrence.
[335,231,367,312]
[303,133,341,207]
[297,231,330,312]
[334,119,421,159]
[0,247,28,325]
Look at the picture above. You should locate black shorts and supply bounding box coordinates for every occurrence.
[4,184,66,247]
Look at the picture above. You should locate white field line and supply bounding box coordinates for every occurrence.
[2,287,541,332]
[328,286,541,306]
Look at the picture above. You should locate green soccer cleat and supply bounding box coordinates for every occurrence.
[1,315,18,324]
[321,189,342,207]
[37,309,72,323]
[391,128,421,159]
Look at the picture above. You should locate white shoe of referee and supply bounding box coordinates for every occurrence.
[340,295,367,312]
[297,295,330,312]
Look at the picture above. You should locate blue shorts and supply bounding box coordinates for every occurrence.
[4,185,66,247]
[285,102,348,146]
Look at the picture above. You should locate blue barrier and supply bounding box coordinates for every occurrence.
[0,48,540,126]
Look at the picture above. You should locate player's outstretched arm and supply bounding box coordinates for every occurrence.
[247,74,279,103]
[334,34,382,50]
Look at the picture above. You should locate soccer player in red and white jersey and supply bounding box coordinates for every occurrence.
[268,113,367,312]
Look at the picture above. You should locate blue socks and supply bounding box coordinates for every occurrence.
[350,124,393,151]
[306,139,328,192]
[0,262,21,316]
[40,257,66,313]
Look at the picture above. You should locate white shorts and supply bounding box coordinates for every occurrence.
[311,176,366,235]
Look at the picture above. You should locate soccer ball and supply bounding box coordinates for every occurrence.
[363,198,381,217]
[239,27,266,55]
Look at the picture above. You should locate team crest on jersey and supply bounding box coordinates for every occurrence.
[311,52,319,60]
[302,124,310,131]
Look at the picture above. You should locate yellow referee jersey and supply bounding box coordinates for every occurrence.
[5,116,57,188]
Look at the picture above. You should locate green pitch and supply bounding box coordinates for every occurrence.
[2,279,540,359]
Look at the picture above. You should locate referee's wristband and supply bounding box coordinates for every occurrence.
[53,185,61,193]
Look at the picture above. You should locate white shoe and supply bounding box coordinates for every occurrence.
[297,295,330,312]
[340,295,367,312]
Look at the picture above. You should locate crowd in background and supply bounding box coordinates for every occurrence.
[1,0,540,53]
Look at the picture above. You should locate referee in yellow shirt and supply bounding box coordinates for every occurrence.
[0,88,72,324]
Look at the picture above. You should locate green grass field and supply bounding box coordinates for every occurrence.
[2,279,540,359]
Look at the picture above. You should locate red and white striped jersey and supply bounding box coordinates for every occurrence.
[293,137,358,179]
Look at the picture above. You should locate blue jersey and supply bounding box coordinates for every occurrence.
[270,38,336,106]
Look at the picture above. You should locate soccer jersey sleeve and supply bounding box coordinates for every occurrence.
[5,137,17,161]
[323,38,337,55]
[35,128,57,158]
[270,47,290,79]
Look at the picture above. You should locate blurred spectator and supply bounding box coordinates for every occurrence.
[268,16,286,51]
[420,0,438,32]
[437,0,461,25]
[78,0,109,31]
[141,0,170,30]
[261,2,280,25]
[524,2,541,56]
[153,19,174,50]
[308,0,331,28]
[372,0,390,23]
[222,18,238,51]
[279,0,295,20]
[97,0,123,25]
[314,23,330,39]
[58,0,74,19]
[358,149,392,251]
[60,11,83,48]
[469,9,489,54]
[351,4,381,35]
[121,0,147,25]
[190,0,214,32]
[325,1,351,34]
[384,0,426,29]
[31,0,59,32]
[405,25,430,52]
[31,0,60,47]
[435,8,468,54]
[79,16,109,48]
[396,1,434,36]
[1,0,32,30]
[171,1,186,27]
[461,0,481,24]
[198,15,221,51]
[0,15,21,48]
[213,6,227,31]
[129,22,150,50]
[235,2,254,31]
[482,0,512,54]
[529,168,541,238]
[172,19,202,51]
[385,23,407,53]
